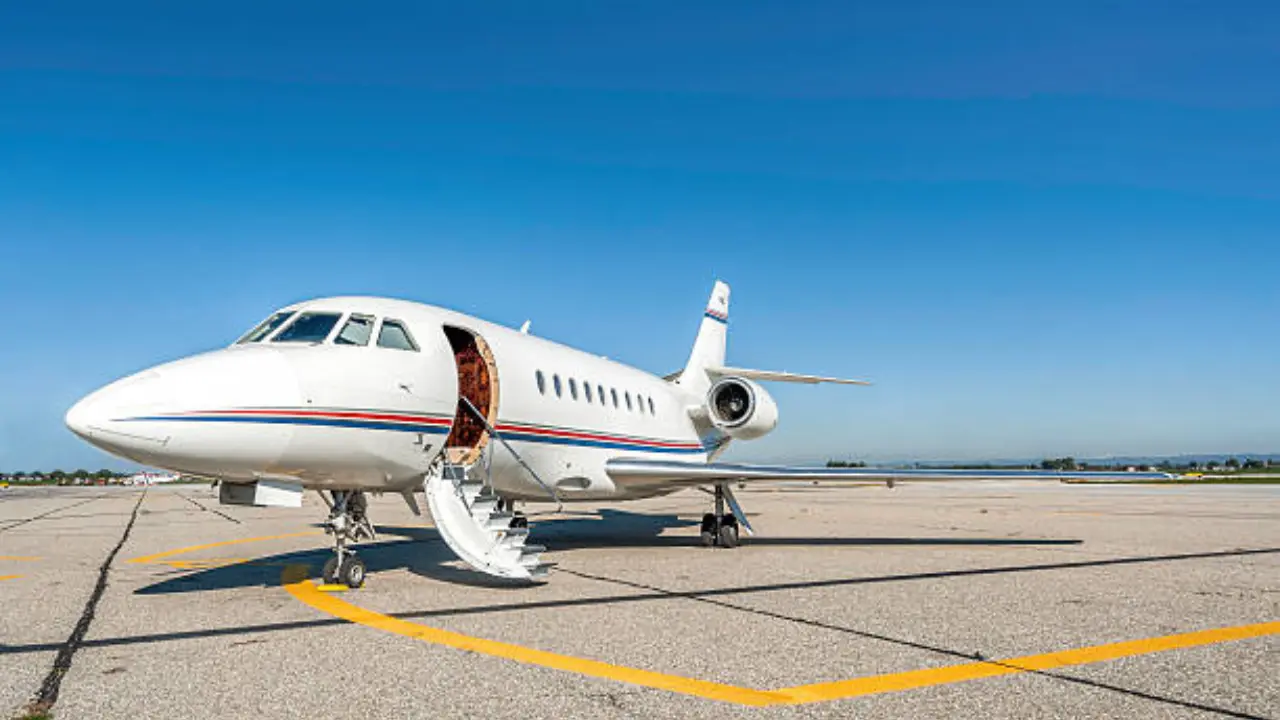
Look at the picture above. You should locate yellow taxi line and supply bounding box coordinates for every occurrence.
[281,563,1280,707]
[775,620,1280,703]
[282,565,785,706]
[0,575,22,581]
[0,556,41,561]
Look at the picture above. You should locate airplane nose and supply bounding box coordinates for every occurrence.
[64,370,171,458]
[64,395,99,439]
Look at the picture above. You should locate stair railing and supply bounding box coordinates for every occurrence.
[458,396,563,511]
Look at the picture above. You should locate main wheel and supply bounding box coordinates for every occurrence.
[717,520,740,549]
[340,556,367,589]
[700,513,717,547]
[322,557,340,584]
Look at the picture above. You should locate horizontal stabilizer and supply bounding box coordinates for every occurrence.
[706,365,871,386]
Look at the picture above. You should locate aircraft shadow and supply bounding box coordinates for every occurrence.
[134,509,1081,594]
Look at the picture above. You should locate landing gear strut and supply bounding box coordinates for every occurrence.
[700,484,740,548]
[321,490,376,588]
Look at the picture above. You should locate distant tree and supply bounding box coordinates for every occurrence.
[1186,461,1199,470]
[13,471,26,479]
[95,469,114,480]
[49,470,66,480]
[1225,457,1240,469]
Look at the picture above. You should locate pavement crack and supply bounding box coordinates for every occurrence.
[179,493,241,524]
[562,568,1269,719]
[0,496,103,534]
[20,490,147,718]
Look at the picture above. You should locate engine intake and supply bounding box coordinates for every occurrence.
[706,377,778,440]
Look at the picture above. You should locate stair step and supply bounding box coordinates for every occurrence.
[520,544,546,556]
[483,512,514,529]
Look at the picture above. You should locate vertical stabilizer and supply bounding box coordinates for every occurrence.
[675,280,730,397]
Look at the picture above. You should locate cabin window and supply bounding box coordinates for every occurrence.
[599,385,606,406]
[273,312,342,344]
[584,382,593,403]
[610,388,619,408]
[536,371,546,395]
[553,374,562,397]
[237,311,296,344]
[637,394,646,414]
[648,397,656,415]
[377,319,419,351]
[334,314,374,346]
[625,391,632,411]
[567,378,577,400]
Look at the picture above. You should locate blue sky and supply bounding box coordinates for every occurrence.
[2,1,1278,470]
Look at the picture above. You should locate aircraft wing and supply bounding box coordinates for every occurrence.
[605,459,1173,493]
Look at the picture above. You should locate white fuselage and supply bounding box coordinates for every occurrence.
[66,297,717,501]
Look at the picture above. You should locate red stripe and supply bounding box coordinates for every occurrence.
[182,409,453,426]
[495,422,701,449]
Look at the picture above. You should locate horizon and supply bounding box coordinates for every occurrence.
[3,1,1277,469]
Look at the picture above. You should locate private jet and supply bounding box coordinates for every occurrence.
[66,281,1165,585]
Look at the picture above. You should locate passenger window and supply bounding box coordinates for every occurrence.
[584,382,593,404]
[376,319,418,351]
[273,312,342,343]
[569,378,578,400]
[553,374,562,397]
[638,394,646,414]
[648,397,656,415]
[536,371,546,395]
[598,385,606,405]
[610,388,618,408]
[237,311,296,344]
[625,392,632,411]
[334,314,374,346]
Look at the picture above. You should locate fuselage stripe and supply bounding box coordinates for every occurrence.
[122,409,706,453]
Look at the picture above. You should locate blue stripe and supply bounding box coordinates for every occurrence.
[127,415,452,435]
[500,431,708,454]
[703,311,728,325]
[124,415,705,454]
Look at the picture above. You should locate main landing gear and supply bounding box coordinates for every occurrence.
[321,490,376,588]
[700,483,741,548]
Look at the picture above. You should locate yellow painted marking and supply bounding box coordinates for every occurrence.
[283,565,786,706]
[316,584,351,592]
[127,532,319,565]
[0,556,41,561]
[0,575,22,581]
[281,564,1280,706]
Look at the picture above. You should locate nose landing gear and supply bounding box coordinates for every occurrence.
[321,490,376,588]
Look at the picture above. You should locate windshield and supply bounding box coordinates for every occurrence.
[236,311,296,344]
[272,312,343,343]
[334,315,374,346]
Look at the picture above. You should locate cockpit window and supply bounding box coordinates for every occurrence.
[272,312,342,343]
[334,314,374,346]
[236,311,296,344]
[376,319,418,351]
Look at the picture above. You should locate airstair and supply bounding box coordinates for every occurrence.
[423,399,559,581]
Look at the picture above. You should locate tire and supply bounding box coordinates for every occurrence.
[340,556,367,589]
[322,557,340,585]
[700,514,717,547]
[717,522,740,549]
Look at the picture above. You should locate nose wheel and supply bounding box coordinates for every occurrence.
[321,490,376,588]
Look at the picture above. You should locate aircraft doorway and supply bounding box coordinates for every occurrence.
[442,326,499,465]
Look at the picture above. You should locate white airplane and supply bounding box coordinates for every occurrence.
[66,281,1166,586]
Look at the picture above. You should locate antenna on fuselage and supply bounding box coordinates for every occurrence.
[519,320,532,334]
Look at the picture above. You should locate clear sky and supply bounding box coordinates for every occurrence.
[2,1,1278,471]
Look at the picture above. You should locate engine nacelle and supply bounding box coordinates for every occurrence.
[705,377,778,440]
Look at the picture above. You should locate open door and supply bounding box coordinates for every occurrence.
[442,326,499,465]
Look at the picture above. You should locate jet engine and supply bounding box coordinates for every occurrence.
[706,377,778,440]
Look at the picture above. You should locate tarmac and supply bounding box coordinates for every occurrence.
[1,480,1277,719]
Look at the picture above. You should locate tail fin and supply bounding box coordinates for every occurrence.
[675,280,730,396]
